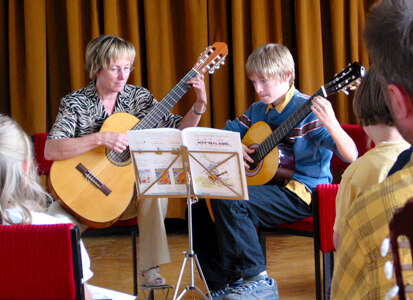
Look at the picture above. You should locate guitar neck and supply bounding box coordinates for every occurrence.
[255,90,323,161]
[132,69,198,130]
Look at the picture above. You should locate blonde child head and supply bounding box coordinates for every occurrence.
[246,43,295,86]
[0,114,47,224]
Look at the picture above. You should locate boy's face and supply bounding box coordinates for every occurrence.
[249,73,291,106]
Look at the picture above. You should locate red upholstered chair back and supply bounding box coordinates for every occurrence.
[313,184,339,254]
[331,124,371,175]
[0,223,84,300]
[32,132,53,176]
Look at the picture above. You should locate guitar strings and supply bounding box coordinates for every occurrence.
[257,98,314,161]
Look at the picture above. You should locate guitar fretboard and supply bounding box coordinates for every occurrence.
[133,69,198,130]
[255,89,323,162]
[110,69,198,162]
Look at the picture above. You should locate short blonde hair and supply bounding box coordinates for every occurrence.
[84,35,136,79]
[0,114,47,224]
[246,43,295,86]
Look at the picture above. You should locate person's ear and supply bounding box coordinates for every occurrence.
[284,73,292,83]
[22,159,31,175]
[386,83,413,119]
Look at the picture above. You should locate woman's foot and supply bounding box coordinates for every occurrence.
[139,266,166,286]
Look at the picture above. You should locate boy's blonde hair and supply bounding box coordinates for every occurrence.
[0,114,47,224]
[246,43,295,86]
[84,35,136,80]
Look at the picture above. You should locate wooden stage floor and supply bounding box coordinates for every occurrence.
[83,219,316,300]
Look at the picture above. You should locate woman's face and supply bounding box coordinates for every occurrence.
[96,54,133,95]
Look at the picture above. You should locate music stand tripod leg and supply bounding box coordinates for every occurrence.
[172,164,212,300]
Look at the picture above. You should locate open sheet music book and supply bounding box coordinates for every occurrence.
[127,127,249,200]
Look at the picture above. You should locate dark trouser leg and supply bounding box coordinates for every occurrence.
[193,199,232,290]
[211,185,312,280]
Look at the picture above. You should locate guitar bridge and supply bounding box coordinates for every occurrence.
[76,163,112,196]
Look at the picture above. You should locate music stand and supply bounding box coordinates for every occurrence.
[172,146,211,300]
[128,127,248,300]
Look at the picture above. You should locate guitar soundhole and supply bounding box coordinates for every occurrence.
[106,148,131,167]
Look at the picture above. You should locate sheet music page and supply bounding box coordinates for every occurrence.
[127,128,187,196]
[87,284,136,299]
[182,127,248,200]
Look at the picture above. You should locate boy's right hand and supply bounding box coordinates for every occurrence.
[242,143,255,169]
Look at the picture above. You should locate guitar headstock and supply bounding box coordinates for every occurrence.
[193,42,228,75]
[323,62,366,97]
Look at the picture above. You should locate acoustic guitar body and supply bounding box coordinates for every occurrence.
[49,112,139,228]
[242,121,295,186]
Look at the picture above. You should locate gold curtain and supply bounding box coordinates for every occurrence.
[0,0,376,219]
[1,0,377,134]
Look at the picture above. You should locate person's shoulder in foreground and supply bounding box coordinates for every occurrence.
[331,160,413,299]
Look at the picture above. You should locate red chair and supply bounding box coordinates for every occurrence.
[258,124,370,300]
[312,184,339,300]
[0,223,84,300]
[31,132,139,295]
[32,132,53,175]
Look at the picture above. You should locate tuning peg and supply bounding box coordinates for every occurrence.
[209,69,215,74]
[349,84,357,90]
[385,285,399,300]
[385,260,394,279]
[341,89,349,95]
[381,238,390,257]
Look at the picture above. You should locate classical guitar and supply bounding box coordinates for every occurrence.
[48,42,228,228]
[243,62,365,186]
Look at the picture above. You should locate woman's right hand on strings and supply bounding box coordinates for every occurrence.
[100,131,129,153]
